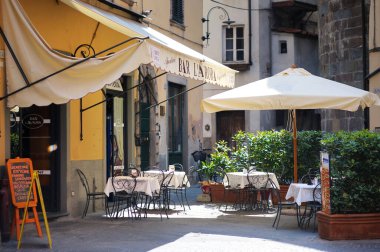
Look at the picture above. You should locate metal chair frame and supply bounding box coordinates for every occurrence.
[76,169,106,218]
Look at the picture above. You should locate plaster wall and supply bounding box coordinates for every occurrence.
[369,1,380,130]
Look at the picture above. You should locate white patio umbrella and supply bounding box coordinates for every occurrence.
[201,66,380,182]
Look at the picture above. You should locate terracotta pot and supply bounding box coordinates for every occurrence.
[209,184,240,203]
[317,211,380,240]
[270,184,291,205]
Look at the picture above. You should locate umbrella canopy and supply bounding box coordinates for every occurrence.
[201,66,380,182]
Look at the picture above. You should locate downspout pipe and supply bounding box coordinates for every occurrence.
[248,0,252,65]
[362,0,369,129]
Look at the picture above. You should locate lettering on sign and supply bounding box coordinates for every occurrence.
[22,114,44,130]
[7,158,38,208]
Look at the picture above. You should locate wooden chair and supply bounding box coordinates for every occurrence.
[76,169,106,218]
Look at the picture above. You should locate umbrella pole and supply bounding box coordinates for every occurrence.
[292,109,298,183]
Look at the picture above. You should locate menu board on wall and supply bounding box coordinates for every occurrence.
[7,158,38,208]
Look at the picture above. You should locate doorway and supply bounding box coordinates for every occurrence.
[10,105,61,212]
[106,78,128,178]
[216,111,245,148]
[168,82,184,165]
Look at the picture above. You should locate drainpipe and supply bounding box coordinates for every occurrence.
[362,0,369,129]
[248,0,252,65]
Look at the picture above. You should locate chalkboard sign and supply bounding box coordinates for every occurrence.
[7,158,37,208]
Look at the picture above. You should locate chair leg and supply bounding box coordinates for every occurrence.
[82,196,90,218]
[184,189,191,210]
[275,207,282,229]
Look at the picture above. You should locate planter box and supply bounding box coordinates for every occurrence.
[209,184,292,204]
[209,184,240,203]
[317,211,380,240]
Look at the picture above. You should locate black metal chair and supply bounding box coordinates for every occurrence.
[270,178,299,229]
[244,168,260,210]
[300,183,322,231]
[110,174,139,219]
[300,168,319,184]
[168,163,191,211]
[216,168,242,211]
[76,169,106,218]
[147,170,174,220]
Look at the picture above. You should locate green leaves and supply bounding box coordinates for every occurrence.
[323,130,380,214]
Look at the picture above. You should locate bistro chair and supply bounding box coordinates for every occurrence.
[248,170,272,211]
[168,163,191,210]
[76,169,106,218]
[244,167,260,210]
[300,182,322,231]
[300,168,319,184]
[109,173,140,219]
[216,168,242,211]
[147,170,174,220]
[270,178,299,230]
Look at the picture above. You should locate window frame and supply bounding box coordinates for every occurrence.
[223,25,246,63]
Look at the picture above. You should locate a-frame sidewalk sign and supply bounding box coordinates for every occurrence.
[6,157,52,249]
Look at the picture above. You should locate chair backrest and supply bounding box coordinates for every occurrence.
[162,170,174,187]
[77,169,90,194]
[300,168,319,184]
[248,170,270,189]
[268,177,282,204]
[172,163,183,171]
[313,183,322,204]
[111,175,137,194]
[128,167,141,178]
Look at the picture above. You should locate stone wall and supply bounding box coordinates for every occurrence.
[318,0,369,131]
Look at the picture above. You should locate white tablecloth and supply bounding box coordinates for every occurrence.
[104,176,160,197]
[285,183,321,206]
[143,170,190,188]
[224,171,280,189]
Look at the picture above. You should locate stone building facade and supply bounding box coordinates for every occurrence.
[318,0,370,131]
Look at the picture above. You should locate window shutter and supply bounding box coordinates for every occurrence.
[171,0,184,24]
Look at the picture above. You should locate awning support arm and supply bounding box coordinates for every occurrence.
[79,71,167,140]
[366,67,380,80]
[0,27,31,86]
[0,36,149,102]
[140,81,207,113]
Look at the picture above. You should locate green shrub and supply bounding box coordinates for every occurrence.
[321,130,380,214]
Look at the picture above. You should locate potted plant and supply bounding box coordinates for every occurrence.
[199,140,242,202]
[317,130,380,240]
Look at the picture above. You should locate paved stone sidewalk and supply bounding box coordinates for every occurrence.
[1,186,380,252]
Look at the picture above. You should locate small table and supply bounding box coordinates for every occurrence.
[104,176,160,197]
[285,183,321,206]
[224,171,280,189]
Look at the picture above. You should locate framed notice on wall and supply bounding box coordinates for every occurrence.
[7,158,38,208]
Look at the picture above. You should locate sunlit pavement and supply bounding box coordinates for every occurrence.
[1,186,380,252]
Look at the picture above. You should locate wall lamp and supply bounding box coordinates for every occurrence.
[201,6,235,45]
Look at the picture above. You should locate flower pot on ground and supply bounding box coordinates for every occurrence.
[317,211,380,240]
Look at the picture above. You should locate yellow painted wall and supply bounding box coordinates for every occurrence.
[18,0,136,160]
